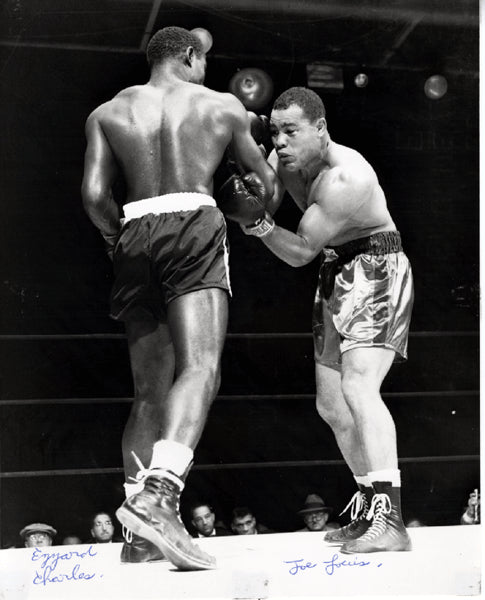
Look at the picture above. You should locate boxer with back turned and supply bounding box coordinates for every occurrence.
[81,26,274,570]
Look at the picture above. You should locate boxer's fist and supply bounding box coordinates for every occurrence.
[218,172,267,225]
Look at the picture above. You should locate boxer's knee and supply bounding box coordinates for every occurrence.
[316,393,353,433]
[179,360,221,399]
[341,365,381,413]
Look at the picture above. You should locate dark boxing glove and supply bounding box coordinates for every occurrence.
[225,113,271,175]
[248,112,271,152]
[218,171,267,226]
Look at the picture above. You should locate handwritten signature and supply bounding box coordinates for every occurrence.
[284,553,382,576]
[31,545,101,585]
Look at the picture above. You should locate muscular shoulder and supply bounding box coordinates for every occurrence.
[202,89,247,122]
[85,89,133,127]
[318,153,377,205]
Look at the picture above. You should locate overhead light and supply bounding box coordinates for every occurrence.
[424,75,448,100]
[229,68,274,110]
[190,28,213,53]
[354,73,369,88]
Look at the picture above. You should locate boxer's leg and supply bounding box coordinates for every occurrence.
[160,286,228,447]
[316,363,374,543]
[120,319,174,564]
[123,319,175,481]
[116,287,228,570]
[315,362,367,476]
[340,347,397,471]
[339,347,410,553]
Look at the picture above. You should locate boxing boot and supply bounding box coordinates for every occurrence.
[120,527,166,564]
[340,481,411,554]
[324,485,373,543]
[116,470,216,571]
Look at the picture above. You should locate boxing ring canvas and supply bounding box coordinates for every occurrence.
[0,526,481,599]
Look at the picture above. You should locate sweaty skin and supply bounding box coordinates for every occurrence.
[82,66,274,242]
[81,46,275,481]
[265,105,396,266]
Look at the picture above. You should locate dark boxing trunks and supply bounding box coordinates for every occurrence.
[312,231,414,369]
[110,193,231,322]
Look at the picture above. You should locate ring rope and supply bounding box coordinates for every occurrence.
[0,455,479,479]
[0,390,478,407]
[0,331,478,341]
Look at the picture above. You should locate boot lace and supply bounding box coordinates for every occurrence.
[122,525,133,543]
[358,493,392,541]
[339,490,367,520]
[128,451,152,485]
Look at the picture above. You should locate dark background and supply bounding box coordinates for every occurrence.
[0,0,479,547]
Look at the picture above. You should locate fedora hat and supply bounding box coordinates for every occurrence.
[298,494,332,515]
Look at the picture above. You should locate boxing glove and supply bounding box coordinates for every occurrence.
[225,113,270,176]
[218,172,267,226]
[248,113,271,150]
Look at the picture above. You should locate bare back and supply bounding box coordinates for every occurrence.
[96,82,235,203]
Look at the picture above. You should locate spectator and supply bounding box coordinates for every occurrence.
[297,494,339,532]
[86,512,122,544]
[230,507,273,535]
[460,489,480,524]
[62,535,83,545]
[20,523,57,548]
[189,502,230,538]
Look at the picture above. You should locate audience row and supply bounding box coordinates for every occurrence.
[15,487,480,549]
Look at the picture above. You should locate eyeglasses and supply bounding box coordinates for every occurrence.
[27,533,49,540]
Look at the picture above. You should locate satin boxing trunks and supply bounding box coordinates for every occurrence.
[110,193,231,322]
[312,231,414,370]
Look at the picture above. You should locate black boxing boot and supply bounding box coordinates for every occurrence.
[340,481,411,554]
[324,485,373,544]
[116,470,216,571]
[120,527,166,564]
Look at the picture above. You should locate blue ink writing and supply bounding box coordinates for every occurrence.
[33,563,96,586]
[32,545,97,570]
[31,545,99,586]
[284,559,317,576]
[322,553,371,576]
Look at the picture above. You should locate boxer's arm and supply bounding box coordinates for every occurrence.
[228,98,276,204]
[254,203,340,267]
[81,111,121,256]
[265,150,286,216]
[250,176,353,267]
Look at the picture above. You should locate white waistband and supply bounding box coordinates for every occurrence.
[123,193,216,221]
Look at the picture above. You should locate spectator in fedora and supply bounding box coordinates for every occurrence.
[296,494,340,532]
[20,523,57,548]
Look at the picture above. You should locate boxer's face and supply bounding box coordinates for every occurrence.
[270,105,325,172]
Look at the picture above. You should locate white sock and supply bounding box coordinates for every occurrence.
[149,440,194,478]
[368,468,401,487]
[124,481,144,499]
[354,474,370,488]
